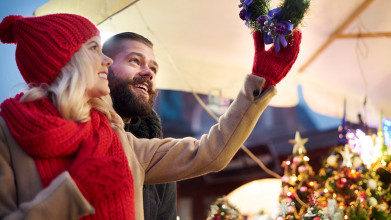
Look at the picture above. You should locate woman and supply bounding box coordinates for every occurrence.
[0,13,300,220]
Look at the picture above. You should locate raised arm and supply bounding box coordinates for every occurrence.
[129,74,277,184]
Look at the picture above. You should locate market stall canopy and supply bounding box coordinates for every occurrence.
[35,0,391,127]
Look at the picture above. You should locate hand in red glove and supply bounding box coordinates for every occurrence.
[69,139,129,203]
[252,29,302,90]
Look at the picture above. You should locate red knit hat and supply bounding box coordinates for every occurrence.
[0,13,99,85]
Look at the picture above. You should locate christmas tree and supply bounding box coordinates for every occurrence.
[205,111,391,219]
[315,113,391,219]
[207,196,245,220]
[277,131,319,219]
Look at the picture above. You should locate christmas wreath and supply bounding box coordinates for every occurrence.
[239,0,310,52]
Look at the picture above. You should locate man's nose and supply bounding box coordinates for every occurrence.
[139,66,153,80]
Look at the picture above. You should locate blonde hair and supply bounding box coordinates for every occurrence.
[20,44,124,130]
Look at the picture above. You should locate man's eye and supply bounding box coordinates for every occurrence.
[150,67,157,73]
[130,59,140,65]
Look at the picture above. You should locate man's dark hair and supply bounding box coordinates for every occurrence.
[103,32,153,58]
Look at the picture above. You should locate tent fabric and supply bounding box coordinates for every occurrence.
[34,0,391,127]
[34,0,138,24]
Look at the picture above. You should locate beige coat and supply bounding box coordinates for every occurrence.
[0,75,276,220]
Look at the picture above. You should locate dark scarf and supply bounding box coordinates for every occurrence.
[124,110,163,139]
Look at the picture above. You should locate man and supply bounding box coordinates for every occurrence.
[103,32,177,220]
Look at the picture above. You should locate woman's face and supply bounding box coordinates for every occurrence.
[84,36,113,99]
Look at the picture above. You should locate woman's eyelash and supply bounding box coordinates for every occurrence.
[90,43,100,50]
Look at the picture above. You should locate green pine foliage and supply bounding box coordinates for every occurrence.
[248,0,269,21]
[245,0,311,34]
[279,0,311,28]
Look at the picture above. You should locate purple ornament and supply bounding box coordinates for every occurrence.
[239,9,246,20]
[257,7,294,52]
[256,15,268,26]
[275,23,287,35]
[244,0,254,6]
[238,0,253,20]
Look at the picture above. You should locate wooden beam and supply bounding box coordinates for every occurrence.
[335,32,391,38]
[299,0,375,72]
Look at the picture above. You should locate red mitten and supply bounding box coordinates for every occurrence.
[69,139,129,203]
[252,29,302,90]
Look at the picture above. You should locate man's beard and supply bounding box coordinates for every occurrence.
[108,73,158,119]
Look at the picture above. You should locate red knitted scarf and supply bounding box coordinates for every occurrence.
[0,93,135,220]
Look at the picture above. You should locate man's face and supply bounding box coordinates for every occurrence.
[107,40,159,118]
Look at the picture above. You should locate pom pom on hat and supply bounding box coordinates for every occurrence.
[0,13,99,85]
[0,15,23,43]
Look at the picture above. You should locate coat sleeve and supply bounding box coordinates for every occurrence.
[129,75,277,184]
[0,117,94,220]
